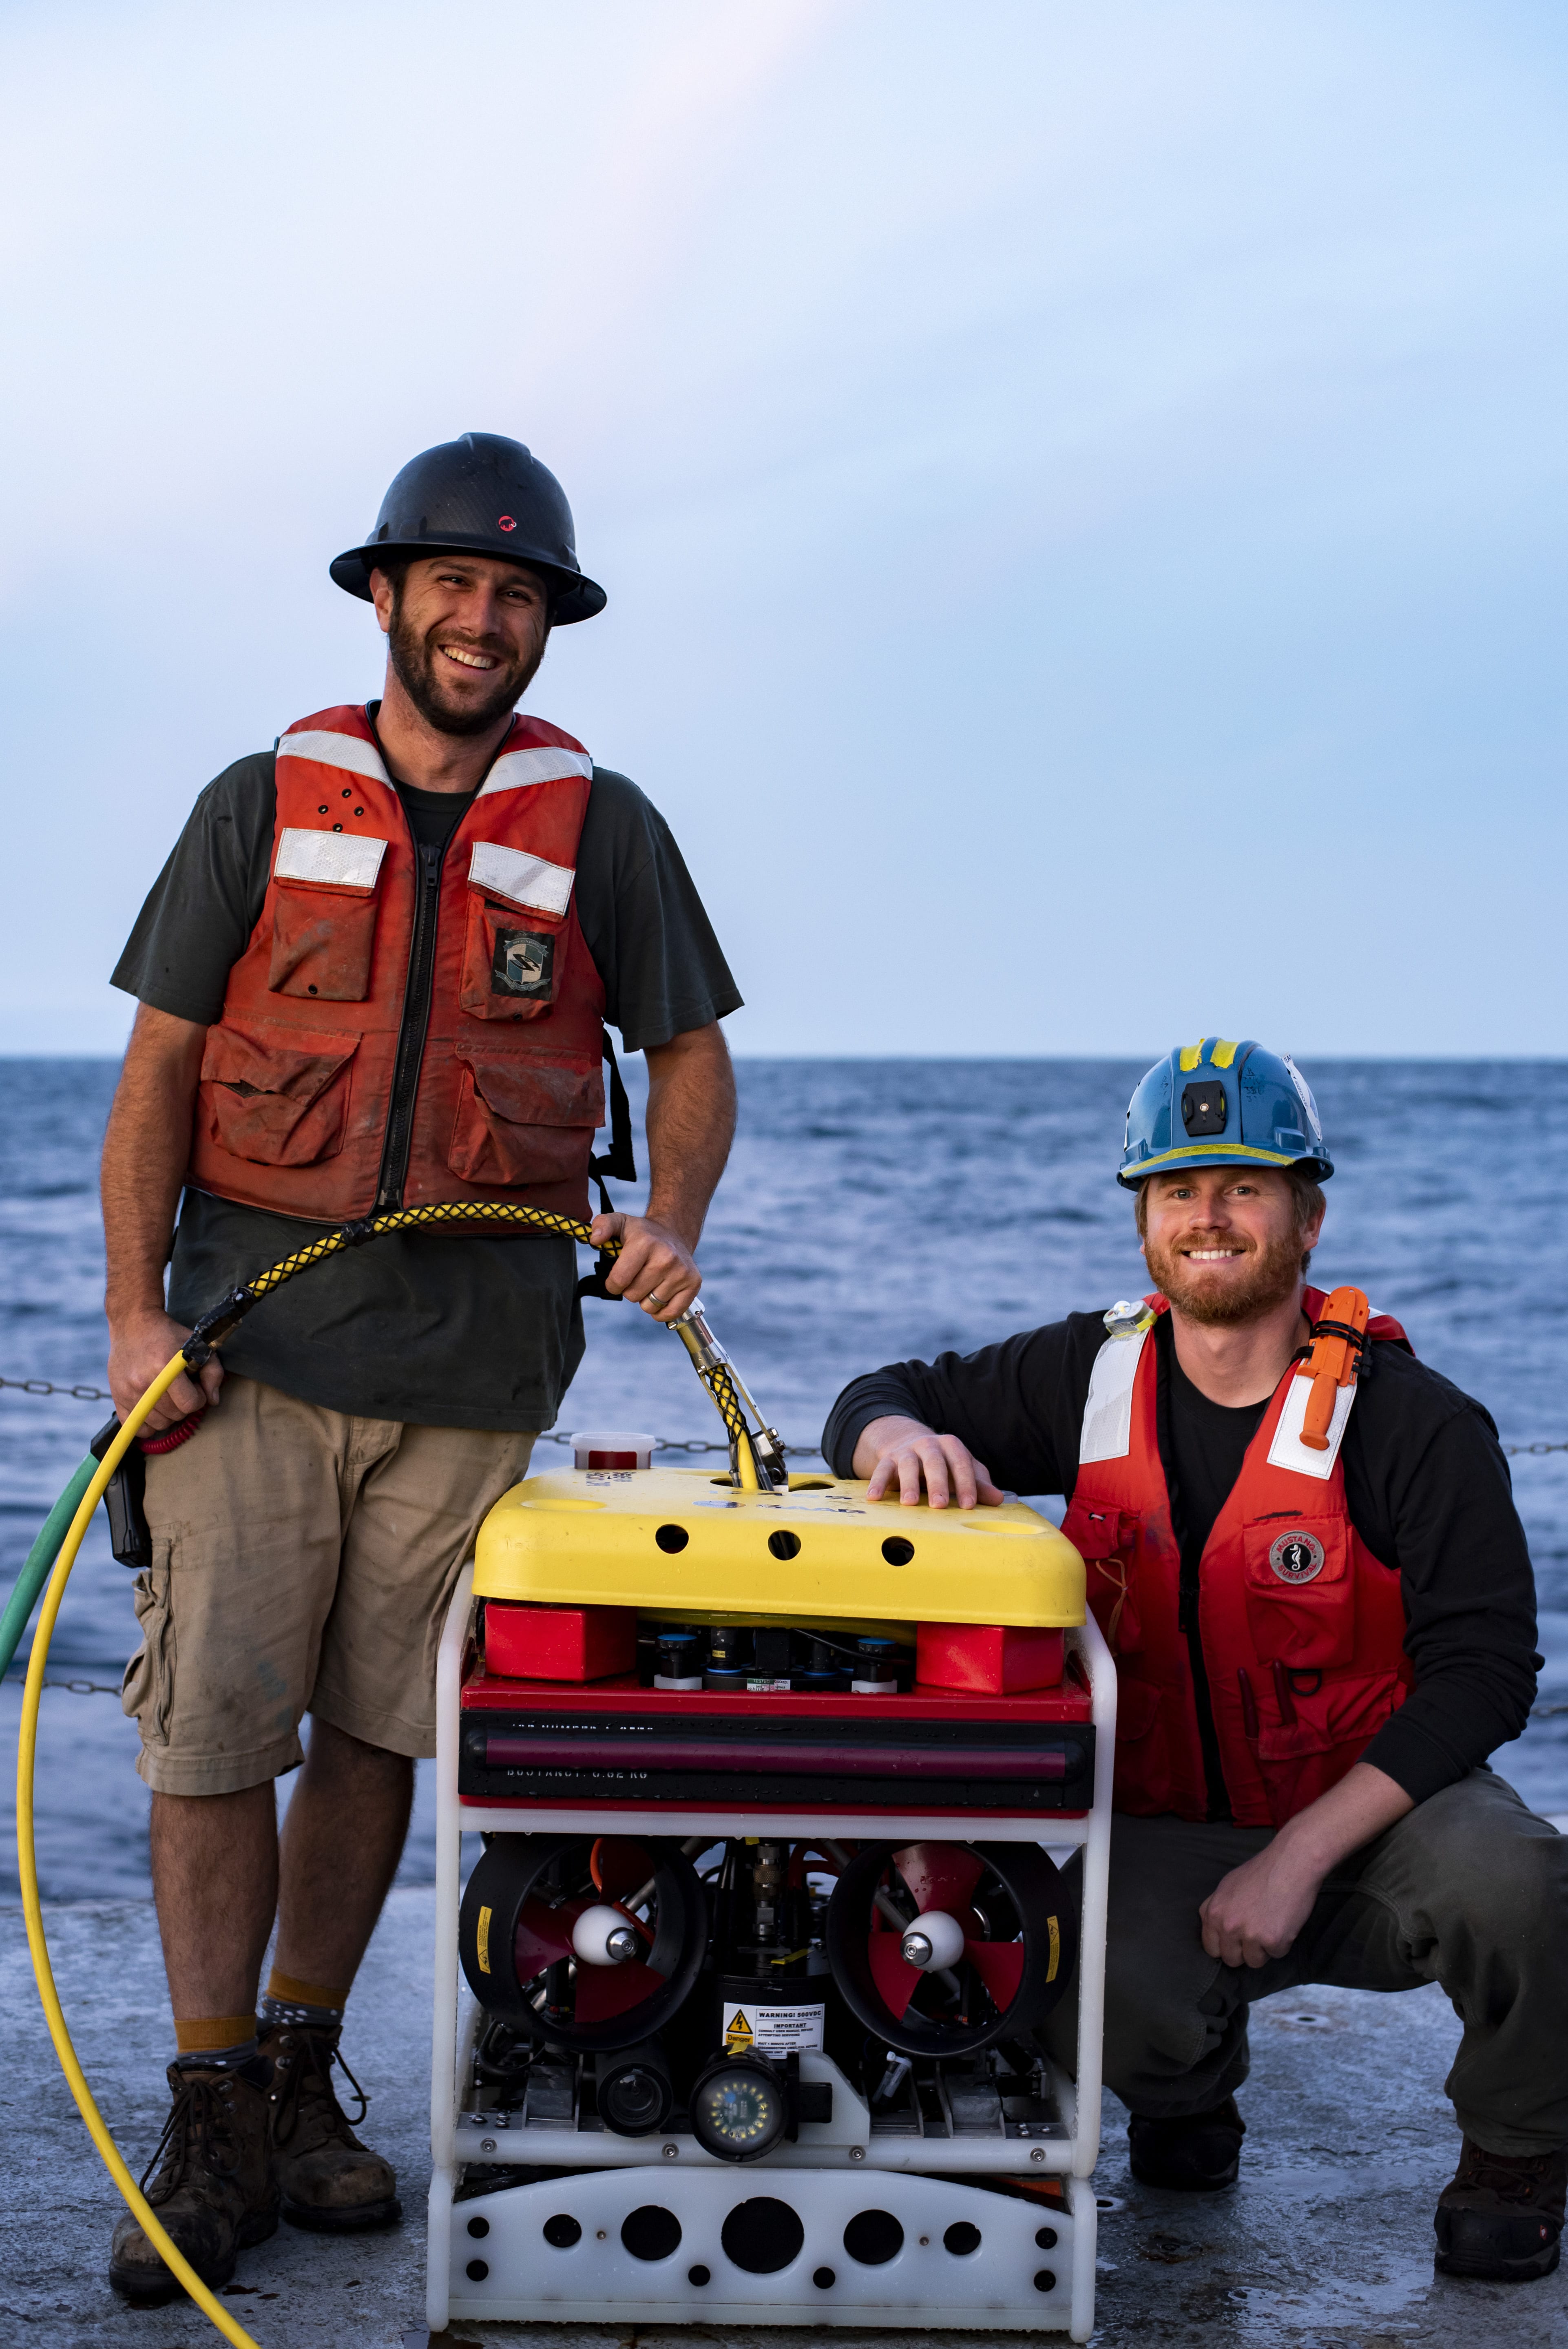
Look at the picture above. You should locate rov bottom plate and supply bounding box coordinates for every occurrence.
[446,2164,1079,2329]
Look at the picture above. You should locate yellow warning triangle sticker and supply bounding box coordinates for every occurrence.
[724,2009,754,2052]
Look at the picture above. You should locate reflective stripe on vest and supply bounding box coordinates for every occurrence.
[186,703,608,1223]
[1064,1287,1413,1828]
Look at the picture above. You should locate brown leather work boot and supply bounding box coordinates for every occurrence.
[260,2021,402,2232]
[1434,2137,1565,2281]
[108,2061,279,2304]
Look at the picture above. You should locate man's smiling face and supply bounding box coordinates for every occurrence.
[1139,1165,1324,1327]
[370,553,551,737]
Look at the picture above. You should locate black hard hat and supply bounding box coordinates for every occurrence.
[329,431,606,624]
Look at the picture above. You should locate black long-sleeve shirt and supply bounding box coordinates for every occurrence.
[823,1311,1541,1808]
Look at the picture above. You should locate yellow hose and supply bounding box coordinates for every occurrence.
[16,1202,774,2344]
[16,1350,264,2349]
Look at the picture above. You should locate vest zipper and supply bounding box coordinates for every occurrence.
[375,838,445,1211]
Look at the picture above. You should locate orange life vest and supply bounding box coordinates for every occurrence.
[1062,1288,1414,1827]
[187,704,607,1222]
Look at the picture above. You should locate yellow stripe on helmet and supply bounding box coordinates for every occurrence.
[1134,1139,1297,1173]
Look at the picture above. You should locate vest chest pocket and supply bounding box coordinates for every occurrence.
[459,838,577,1022]
[266,830,389,1002]
[447,1048,605,1188]
[1241,1516,1353,1668]
[198,1021,359,1167]
[459,891,567,1021]
[1062,1502,1142,1654]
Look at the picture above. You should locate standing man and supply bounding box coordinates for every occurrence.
[825,1040,1566,2284]
[102,433,741,2302]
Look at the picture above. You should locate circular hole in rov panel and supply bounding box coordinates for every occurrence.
[465,2258,489,2281]
[1035,2267,1057,2292]
[943,2221,981,2256]
[466,2216,490,2238]
[881,1536,915,1566]
[813,2265,836,2289]
[844,2209,905,2265]
[542,2213,582,2248]
[655,1524,689,1553]
[621,2205,683,2262]
[722,2196,806,2274]
[688,2263,711,2287]
[767,1529,802,1560]
[1035,2225,1058,2249]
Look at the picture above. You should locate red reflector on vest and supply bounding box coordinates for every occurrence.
[484,1602,638,1683]
[916,1623,1065,1695]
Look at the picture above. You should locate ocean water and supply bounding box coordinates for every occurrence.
[1,1055,1564,1903]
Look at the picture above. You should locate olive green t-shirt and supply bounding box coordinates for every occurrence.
[111,743,741,1430]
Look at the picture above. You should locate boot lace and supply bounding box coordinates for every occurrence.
[270,2027,368,2150]
[139,2073,242,2203]
[1458,2144,1554,2205]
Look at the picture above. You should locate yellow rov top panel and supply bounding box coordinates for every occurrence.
[473,1467,1084,1629]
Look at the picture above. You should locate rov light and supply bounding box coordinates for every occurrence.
[688,2051,787,2163]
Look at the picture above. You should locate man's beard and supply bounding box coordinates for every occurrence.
[1143,1224,1306,1327]
[387,597,545,737]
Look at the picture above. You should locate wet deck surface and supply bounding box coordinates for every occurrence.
[2,1886,1564,2348]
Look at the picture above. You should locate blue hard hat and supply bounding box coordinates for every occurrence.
[1117,1039,1333,1189]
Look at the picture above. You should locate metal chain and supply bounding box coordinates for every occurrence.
[2,1367,1564,1458]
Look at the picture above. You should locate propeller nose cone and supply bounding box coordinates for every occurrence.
[899,1909,968,1971]
[572,1902,641,1966]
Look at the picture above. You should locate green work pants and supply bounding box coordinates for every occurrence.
[1042,1769,1568,2156]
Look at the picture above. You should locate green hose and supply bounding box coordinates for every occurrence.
[0,1458,98,1680]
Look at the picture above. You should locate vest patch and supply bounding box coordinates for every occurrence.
[1268,1530,1326,1584]
[492,926,555,997]
[274,827,388,890]
[469,839,575,916]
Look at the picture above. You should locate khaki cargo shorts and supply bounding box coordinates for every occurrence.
[122,1374,535,1796]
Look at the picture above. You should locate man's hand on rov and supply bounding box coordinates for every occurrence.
[592,1212,702,1323]
[107,1307,224,1432]
[1199,1761,1414,1969]
[854,1415,1004,1509]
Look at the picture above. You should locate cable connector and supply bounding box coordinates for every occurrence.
[338,1217,379,1248]
[183,1286,259,1363]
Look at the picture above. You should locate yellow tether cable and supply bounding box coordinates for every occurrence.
[17,1351,264,2349]
[15,1199,778,2341]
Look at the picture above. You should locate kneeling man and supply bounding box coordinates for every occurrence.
[823,1040,1565,2283]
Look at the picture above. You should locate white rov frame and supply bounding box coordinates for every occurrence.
[428,1568,1116,2340]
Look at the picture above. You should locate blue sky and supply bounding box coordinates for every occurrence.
[1,0,1563,1055]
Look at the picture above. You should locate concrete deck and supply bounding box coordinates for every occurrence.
[2,1888,1564,2349]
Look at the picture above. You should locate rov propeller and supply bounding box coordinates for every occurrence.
[827,1839,1075,2059]
[460,1833,706,2051]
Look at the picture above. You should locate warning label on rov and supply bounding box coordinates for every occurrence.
[722,1999,825,2055]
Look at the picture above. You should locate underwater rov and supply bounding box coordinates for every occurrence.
[11,1201,1114,2344]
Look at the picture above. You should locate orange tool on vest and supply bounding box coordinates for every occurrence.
[1298,1285,1371,1451]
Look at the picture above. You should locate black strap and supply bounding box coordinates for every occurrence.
[577,1029,637,1301]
